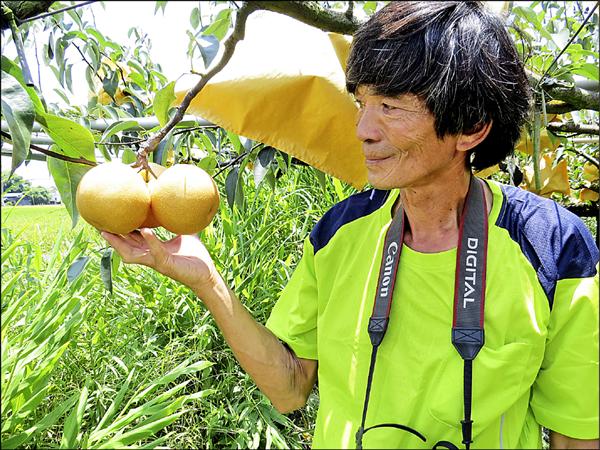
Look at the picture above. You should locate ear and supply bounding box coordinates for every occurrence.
[456,121,493,152]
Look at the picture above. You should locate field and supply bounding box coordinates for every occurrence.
[1,205,92,251]
[1,167,351,449]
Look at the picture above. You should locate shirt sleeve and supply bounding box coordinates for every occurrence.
[265,237,319,360]
[530,267,599,439]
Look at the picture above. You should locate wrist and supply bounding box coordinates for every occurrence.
[191,268,227,301]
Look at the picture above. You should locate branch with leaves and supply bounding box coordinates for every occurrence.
[134,1,260,169]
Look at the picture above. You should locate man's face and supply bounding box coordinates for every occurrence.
[354,86,466,190]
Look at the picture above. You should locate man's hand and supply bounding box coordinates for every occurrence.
[101,227,317,412]
[101,228,218,295]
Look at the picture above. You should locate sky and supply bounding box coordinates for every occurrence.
[1,1,198,189]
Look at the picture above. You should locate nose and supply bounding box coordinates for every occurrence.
[355,106,382,143]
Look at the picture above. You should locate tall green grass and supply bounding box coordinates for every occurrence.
[1,165,355,448]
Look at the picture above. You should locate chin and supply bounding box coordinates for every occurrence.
[367,173,402,191]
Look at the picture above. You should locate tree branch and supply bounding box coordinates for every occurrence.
[136,1,260,163]
[252,1,362,34]
[543,83,600,113]
[528,70,600,113]
[0,1,55,29]
[1,130,97,166]
[562,146,600,168]
[565,203,599,218]
[547,121,600,136]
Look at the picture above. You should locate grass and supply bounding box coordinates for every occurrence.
[1,205,94,253]
[1,165,351,449]
[4,165,586,448]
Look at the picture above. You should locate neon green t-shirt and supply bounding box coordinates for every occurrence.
[266,179,599,449]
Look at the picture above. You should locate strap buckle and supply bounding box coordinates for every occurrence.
[368,317,388,346]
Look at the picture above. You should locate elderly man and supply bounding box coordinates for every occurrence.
[103,2,599,449]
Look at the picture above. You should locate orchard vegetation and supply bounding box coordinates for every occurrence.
[1,1,598,448]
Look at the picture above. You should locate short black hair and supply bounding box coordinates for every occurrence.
[346,1,531,170]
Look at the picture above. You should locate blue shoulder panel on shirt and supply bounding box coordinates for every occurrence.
[310,189,390,254]
[496,183,599,307]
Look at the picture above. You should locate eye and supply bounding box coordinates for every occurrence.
[382,103,398,112]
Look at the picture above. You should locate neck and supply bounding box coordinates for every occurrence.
[396,171,472,253]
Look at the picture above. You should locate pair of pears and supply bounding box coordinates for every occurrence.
[76,162,220,235]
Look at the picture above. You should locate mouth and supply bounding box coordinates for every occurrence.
[364,154,394,165]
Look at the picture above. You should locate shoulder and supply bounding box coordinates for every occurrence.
[310,189,391,254]
[494,182,599,305]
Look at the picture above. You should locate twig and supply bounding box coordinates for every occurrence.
[214,150,251,178]
[18,0,98,25]
[3,5,34,86]
[97,139,145,146]
[535,2,599,91]
[1,130,97,166]
[563,147,600,168]
[136,1,259,163]
[172,125,219,136]
[346,1,354,19]
[213,142,262,177]
[71,41,104,85]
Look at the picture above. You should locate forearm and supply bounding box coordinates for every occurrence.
[550,431,599,449]
[193,274,316,412]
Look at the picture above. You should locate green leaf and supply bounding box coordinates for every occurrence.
[153,131,174,165]
[102,69,119,98]
[38,113,96,162]
[571,63,600,81]
[1,71,35,173]
[65,64,74,94]
[225,166,244,210]
[91,370,135,437]
[153,81,175,127]
[100,248,114,294]
[1,392,78,449]
[155,0,167,14]
[190,7,201,29]
[87,28,108,50]
[253,146,275,188]
[198,155,217,175]
[313,168,328,192]
[47,156,92,228]
[332,178,346,202]
[97,411,187,449]
[67,256,89,283]
[121,148,137,164]
[226,130,242,154]
[199,133,214,152]
[60,383,89,449]
[202,8,232,41]
[363,1,377,14]
[100,119,140,143]
[128,72,146,89]
[197,35,220,68]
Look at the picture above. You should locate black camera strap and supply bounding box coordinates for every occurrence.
[355,177,488,450]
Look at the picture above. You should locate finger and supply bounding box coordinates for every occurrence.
[101,231,152,265]
[126,230,147,246]
[139,228,168,259]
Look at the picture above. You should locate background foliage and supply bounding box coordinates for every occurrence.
[1,1,598,448]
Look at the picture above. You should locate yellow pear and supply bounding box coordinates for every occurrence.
[150,164,220,235]
[76,162,151,234]
[138,162,168,228]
